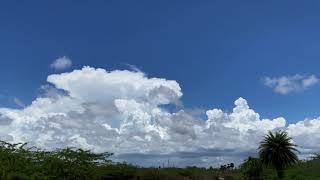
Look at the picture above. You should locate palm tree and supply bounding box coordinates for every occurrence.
[258,130,298,178]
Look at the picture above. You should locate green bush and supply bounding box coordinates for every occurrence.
[240,157,263,180]
[0,141,113,180]
[0,140,319,179]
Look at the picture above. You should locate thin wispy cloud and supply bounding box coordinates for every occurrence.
[123,63,142,72]
[50,56,72,70]
[262,74,319,94]
[13,97,26,108]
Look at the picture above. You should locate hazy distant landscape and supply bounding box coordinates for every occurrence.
[0,131,319,179]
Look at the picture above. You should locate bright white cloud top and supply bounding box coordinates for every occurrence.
[263,74,319,94]
[0,67,319,167]
[50,56,72,70]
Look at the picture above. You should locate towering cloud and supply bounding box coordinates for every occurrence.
[0,67,318,167]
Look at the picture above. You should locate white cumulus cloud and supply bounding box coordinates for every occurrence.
[50,56,72,70]
[0,67,318,167]
[287,118,320,156]
[262,74,319,94]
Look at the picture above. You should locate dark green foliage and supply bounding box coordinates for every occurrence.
[0,141,113,180]
[0,139,319,179]
[135,167,234,180]
[240,157,263,180]
[92,162,138,179]
[258,130,299,178]
[281,160,319,179]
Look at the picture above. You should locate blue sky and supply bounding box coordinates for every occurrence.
[2,1,320,123]
[1,1,320,166]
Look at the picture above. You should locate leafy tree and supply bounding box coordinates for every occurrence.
[258,130,299,178]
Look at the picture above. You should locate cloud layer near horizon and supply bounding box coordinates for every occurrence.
[0,67,319,167]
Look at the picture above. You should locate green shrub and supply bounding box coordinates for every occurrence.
[240,157,263,180]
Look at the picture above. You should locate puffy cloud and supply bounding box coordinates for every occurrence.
[263,74,319,94]
[50,56,72,70]
[288,118,320,157]
[0,66,318,167]
[47,67,182,105]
